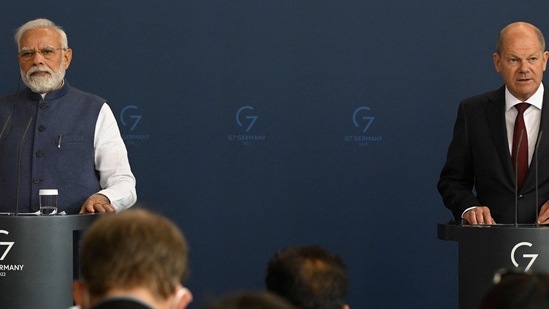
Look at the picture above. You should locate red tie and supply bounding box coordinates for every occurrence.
[512,103,531,190]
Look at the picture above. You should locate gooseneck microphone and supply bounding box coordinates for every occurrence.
[0,116,12,216]
[514,130,524,228]
[535,131,543,227]
[15,117,33,216]
[0,115,11,139]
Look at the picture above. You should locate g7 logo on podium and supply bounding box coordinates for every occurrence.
[0,230,14,260]
[511,242,539,272]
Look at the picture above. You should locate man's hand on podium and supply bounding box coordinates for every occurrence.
[463,206,496,225]
[79,194,115,214]
[537,201,549,224]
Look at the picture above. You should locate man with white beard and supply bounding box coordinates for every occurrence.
[0,18,136,214]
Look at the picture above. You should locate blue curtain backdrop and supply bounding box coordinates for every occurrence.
[2,1,549,308]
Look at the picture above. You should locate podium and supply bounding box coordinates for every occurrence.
[0,214,98,309]
[438,223,549,309]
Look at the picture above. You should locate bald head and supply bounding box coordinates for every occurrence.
[496,22,545,55]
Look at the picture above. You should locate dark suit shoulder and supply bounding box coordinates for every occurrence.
[460,86,505,107]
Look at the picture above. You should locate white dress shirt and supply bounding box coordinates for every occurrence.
[505,83,544,165]
[93,103,137,211]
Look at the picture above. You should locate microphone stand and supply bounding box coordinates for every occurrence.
[535,131,543,227]
[514,130,524,228]
[15,117,33,216]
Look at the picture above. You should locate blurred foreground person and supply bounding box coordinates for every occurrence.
[265,245,349,309]
[479,270,549,309]
[72,209,192,309]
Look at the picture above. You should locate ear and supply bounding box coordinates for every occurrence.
[72,280,87,309]
[493,53,502,73]
[173,287,193,309]
[63,48,73,70]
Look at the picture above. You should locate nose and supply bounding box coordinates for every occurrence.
[519,60,530,73]
[31,51,45,65]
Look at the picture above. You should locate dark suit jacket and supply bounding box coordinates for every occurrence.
[91,298,153,309]
[438,85,549,224]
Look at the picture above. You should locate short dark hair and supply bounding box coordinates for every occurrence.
[80,209,189,300]
[265,245,348,309]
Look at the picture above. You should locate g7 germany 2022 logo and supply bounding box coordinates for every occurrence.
[511,242,539,272]
[120,105,142,132]
[236,106,258,132]
[344,106,382,146]
[228,105,266,145]
[352,106,375,133]
[0,230,14,260]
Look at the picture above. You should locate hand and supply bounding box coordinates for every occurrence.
[79,194,116,214]
[463,206,496,225]
[537,201,549,224]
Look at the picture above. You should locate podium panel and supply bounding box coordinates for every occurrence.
[0,215,98,309]
[438,223,549,309]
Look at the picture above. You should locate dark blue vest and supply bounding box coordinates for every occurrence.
[0,82,105,214]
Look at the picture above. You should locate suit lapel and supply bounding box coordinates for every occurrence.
[523,85,549,190]
[535,86,549,142]
[484,87,515,181]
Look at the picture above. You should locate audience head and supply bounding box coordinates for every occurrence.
[203,291,295,309]
[479,269,549,309]
[73,209,192,309]
[265,245,349,309]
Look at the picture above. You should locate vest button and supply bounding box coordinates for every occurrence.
[32,178,41,184]
[36,151,44,157]
[38,126,46,132]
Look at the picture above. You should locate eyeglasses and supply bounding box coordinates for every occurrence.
[18,48,66,61]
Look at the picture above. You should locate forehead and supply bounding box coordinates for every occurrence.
[501,26,542,50]
[19,27,61,49]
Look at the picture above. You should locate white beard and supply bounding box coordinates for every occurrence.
[21,65,65,93]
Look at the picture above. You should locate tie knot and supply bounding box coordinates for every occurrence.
[515,102,531,114]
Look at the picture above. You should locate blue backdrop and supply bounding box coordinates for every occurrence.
[2,1,549,308]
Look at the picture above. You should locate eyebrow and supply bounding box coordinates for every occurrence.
[506,52,541,58]
[19,45,56,50]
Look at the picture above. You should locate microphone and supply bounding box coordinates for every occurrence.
[15,117,33,216]
[0,116,13,216]
[535,131,543,227]
[0,79,21,216]
[514,129,524,228]
[0,115,11,139]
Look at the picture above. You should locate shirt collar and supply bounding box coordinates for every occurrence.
[505,83,544,111]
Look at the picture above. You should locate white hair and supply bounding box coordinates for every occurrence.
[14,18,68,50]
